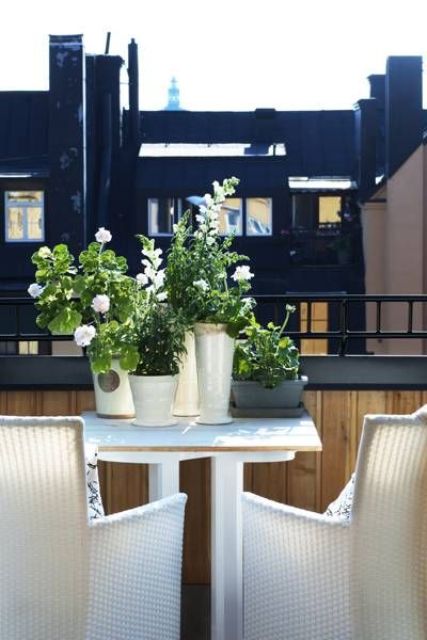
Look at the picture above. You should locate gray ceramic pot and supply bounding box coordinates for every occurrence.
[232,376,308,409]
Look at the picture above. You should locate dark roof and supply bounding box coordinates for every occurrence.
[140,110,356,177]
[0,92,49,173]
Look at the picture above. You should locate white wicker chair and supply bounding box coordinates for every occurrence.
[0,416,187,640]
[243,406,427,640]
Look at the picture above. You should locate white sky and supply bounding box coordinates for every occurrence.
[2,0,427,111]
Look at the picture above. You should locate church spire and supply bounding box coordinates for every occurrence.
[165,77,182,111]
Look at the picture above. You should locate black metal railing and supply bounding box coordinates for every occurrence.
[1,294,427,356]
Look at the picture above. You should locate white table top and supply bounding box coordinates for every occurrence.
[82,411,322,453]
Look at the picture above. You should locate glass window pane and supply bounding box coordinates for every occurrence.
[246,198,272,235]
[27,207,44,240]
[218,198,242,236]
[6,208,24,240]
[319,196,341,225]
[148,198,182,235]
[292,194,316,228]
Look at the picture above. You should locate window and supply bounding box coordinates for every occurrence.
[218,198,242,235]
[292,194,342,229]
[300,302,328,355]
[318,196,341,225]
[147,196,272,237]
[246,198,272,235]
[148,198,183,235]
[5,191,45,242]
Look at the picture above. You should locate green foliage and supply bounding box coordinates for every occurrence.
[165,177,255,336]
[120,234,187,376]
[233,305,300,388]
[30,235,139,374]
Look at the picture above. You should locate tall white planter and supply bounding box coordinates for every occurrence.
[129,374,178,427]
[173,330,199,417]
[194,322,235,425]
[93,358,135,419]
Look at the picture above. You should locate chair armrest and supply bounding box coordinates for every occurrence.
[86,493,187,640]
[243,492,352,640]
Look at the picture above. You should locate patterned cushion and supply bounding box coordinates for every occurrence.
[85,445,105,520]
[324,474,354,520]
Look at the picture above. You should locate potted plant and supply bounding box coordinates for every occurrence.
[232,304,308,410]
[166,177,255,424]
[124,235,187,427]
[29,228,139,418]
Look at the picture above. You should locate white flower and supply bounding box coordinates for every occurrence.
[231,265,255,282]
[206,236,215,246]
[91,294,110,314]
[38,247,51,258]
[157,291,168,302]
[136,272,149,286]
[95,227,112,244]
[144,265,156,281]
[193,279,209,292]
[27,283,44,298]
[74,324,96,347]
[195,214,205,224]
[172,223,178,233]
[153,269,166,289]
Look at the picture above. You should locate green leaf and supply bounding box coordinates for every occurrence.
[48,308,82,334]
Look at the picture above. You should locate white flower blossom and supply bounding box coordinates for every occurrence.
[27,283,44,298]
[144,265,156,281]
[173,223,179,233]
[195,214,205,224]
[206,236,215,246]
[74,324,96,347]
[95,227,112,244]
[153,269,166,289]
[91,294,110,314]
[193,279,209,292]
[204,193,213,207]
[136,272,149,286]
[38,247,51,258]
[157,291,168,302]
[231,265,255,282]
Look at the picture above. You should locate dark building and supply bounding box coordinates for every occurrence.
[0,36,425,350]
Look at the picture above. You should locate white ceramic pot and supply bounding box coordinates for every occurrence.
[173,330,199,417]
[93,359,135,419]
[194,322,234,425]
[129,374,178,427]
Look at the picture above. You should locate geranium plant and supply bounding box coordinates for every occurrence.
[166,177,255,337]
[233,304,301,388]
[29,228,139,373]
[122,235,187,376]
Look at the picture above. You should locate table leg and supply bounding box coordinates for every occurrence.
[211,455,243,640]
[148,457,180,501]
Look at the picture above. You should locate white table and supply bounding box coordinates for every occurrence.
[83,411,321,640]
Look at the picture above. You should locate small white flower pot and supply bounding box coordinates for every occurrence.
[129,374,178,427]
[194,322,235,425]
[93,359,135,419]
[173,330,200,417]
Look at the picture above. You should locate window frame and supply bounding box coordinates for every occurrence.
[4,190,45,243]
[146,195,273,238]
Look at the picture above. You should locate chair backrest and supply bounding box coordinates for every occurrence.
[0,416,89,640]
[351,407,427,640]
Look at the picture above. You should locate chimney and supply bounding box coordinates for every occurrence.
[127,39,140,145]
[368,74,385,110]
[354,98,377,202]
[385,56,423,177]
[48,34,86,251]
